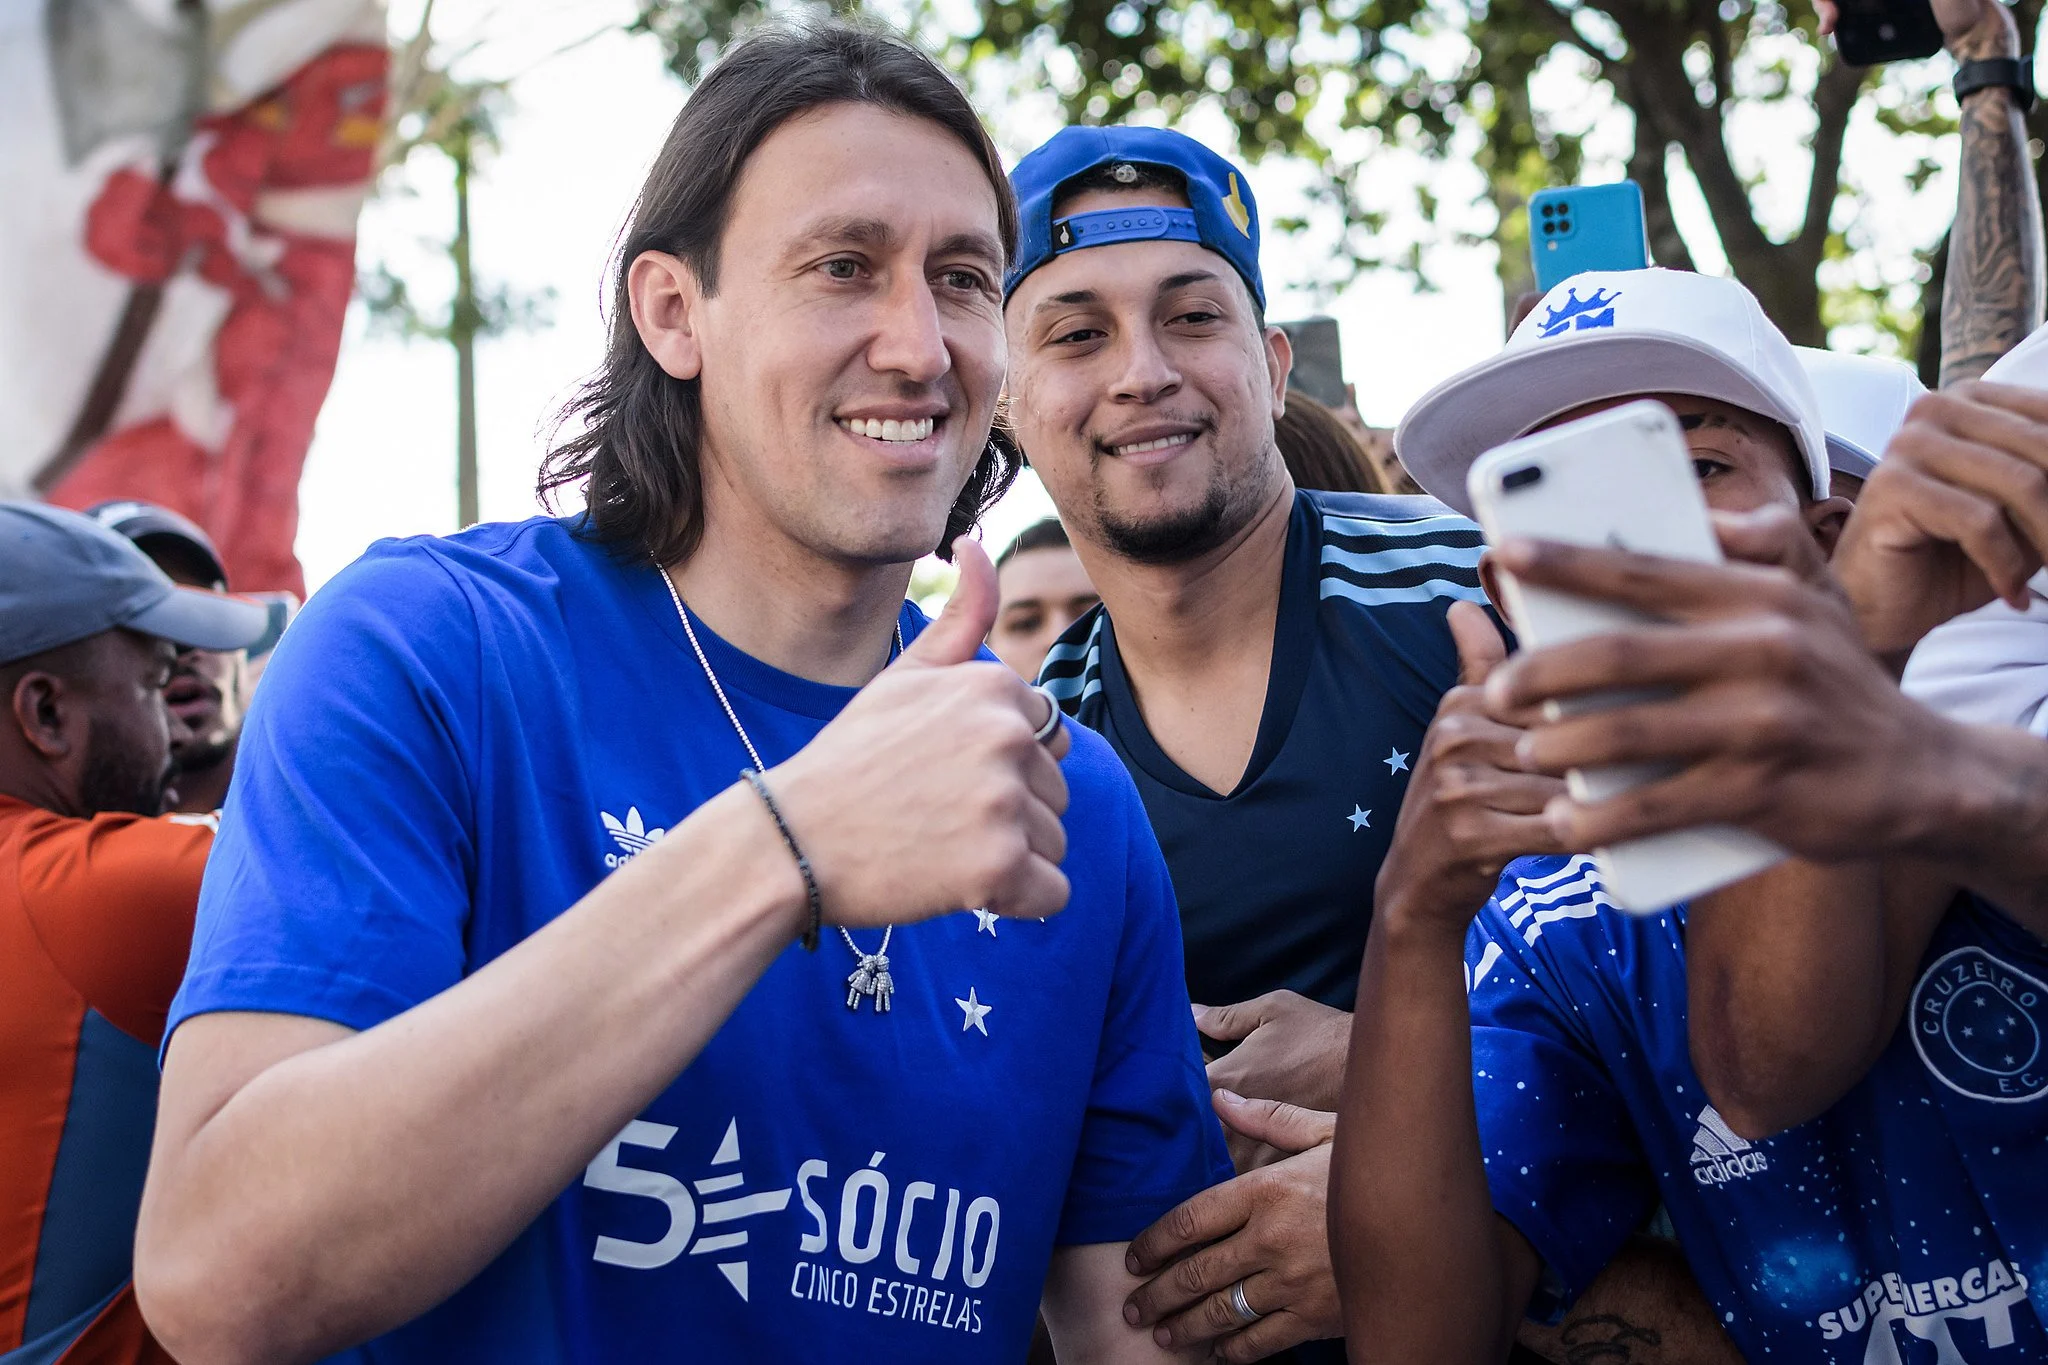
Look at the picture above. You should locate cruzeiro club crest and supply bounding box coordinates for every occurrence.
[1912,947,2048,1103]
[1538,287,1619,338]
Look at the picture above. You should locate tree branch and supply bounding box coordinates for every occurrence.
[1797,56,1865,258]
[1527,0,1616,70]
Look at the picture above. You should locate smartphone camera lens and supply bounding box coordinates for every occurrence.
[1540,203,1555,217]
[1502,465,1544,491]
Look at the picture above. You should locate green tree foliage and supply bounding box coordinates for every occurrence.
[637,0,2047,363]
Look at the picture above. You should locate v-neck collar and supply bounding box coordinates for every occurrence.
[1098,491,1320,800]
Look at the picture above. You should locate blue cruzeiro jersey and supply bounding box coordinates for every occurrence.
[1037,489,1486,1011]
[168,517,1231,1364]
[1467,854,2048,1363]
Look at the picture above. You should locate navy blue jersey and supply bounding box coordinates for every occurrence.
[1038,490,1486,1011]
[1467,855,2048,1361]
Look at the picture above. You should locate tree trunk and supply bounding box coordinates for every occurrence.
[452,132,479,530]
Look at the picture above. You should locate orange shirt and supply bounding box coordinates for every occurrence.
[0,795,210,1365]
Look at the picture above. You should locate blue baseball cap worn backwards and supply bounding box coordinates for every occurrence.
[1005,126,1265,310]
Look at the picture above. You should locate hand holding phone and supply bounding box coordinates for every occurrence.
[1467,401,1787,912]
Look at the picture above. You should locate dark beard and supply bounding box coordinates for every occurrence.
[1095,476,1234,563]
[79,727,169,817]
[174,733,235,776]
[1091,444,1271,565]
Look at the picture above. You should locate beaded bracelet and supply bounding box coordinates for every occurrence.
[741,769,822,951]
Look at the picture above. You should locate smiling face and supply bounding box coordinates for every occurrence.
[1004,186,1291,565]
[658,103,1007,569]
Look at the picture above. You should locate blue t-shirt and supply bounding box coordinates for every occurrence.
[1467,854,2048,1362]
[1038,489,1485,1010]
[168,518,1232,1364]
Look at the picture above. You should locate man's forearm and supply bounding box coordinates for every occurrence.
[1331,910,1530,1364]
[136,784,806,1365]
[1042,1243,1200,1363]
[1686,859,1891,1138]
[1915,719,2048,937]
[1940,16,2043,386]
[1517,1237,1743,1365]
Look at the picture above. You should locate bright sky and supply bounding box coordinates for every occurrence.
[295,0,1980,591]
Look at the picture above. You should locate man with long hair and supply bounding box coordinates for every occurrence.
[134,24,1225,1364]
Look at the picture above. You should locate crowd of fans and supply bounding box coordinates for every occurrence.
[4,6,2047,1365]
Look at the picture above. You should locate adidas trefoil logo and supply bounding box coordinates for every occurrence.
[601,806,666,868]
[1689,1105,1767,1186]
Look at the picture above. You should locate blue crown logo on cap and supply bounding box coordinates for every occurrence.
[1005,126,1265,310]
[1537,287,1620,338]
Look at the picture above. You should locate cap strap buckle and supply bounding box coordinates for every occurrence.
[1049,206,1201,255]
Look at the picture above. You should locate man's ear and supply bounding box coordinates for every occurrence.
[10,671,75,762]
[627,250,706,382]
[1806,494,1854,560]
[1263,323,1293,420]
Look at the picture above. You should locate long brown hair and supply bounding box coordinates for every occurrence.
[539,21,1021,565]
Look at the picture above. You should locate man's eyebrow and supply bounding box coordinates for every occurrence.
[1032,288,1101,316]
[1158,270,1224,293]
[782,216,898,258]
[934,230,1005,268]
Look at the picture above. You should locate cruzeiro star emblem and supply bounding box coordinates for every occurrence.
[584,1117,792,1300]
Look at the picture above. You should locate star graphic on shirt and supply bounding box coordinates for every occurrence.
[1384,748,1411,775]
[1963,1027,1975,1037]
[972,908,999,936]
[956,987,992,1036]
[1347,805,1372,832]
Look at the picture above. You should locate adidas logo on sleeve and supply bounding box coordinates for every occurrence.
[1690,1106,1768,1186]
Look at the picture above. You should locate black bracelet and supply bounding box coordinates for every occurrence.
[1955,56,2036,113]
[741,769,822,951]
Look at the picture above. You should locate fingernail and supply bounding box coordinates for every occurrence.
[1123,1302,1140,1326]
[1127,1250,1141,1275]
[1515,735,1536,768]
[1154,1328,1173,1348]
[1215,1088,1244,1105]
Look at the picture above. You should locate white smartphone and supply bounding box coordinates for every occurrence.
[1466,400,1785,913]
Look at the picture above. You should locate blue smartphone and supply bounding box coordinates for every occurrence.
[1529,183,1650,293]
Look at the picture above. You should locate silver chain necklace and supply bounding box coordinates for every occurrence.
[658,565,901,1014]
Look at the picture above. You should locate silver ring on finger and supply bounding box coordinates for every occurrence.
[1228,1279,1262,1325]
[1029,684,1065,746]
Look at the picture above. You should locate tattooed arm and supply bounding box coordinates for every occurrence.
[1518,1239,1744,1365]
[1938,0,2043,385]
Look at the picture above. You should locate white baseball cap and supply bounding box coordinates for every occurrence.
[1795,347,1926,481]
[1983,321,2048,388]
[1398,268,1830,517]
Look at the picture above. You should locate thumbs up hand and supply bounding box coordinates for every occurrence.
[1373,600,1569,938]
[765,538,1073,930]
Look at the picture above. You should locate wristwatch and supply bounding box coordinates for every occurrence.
[1954,56,2037,113]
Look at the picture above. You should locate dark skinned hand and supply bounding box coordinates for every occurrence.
[1372,600,1569,933]
[1124,1093,1339,1363]
[1197,991,1351,1166]
[1833,382,2048,658]
[1486,508,1956,860]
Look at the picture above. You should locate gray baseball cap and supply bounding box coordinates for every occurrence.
[1,501,271,666]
